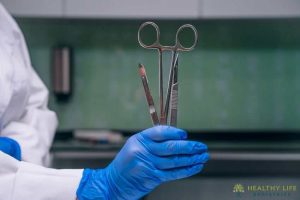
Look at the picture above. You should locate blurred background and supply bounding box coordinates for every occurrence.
[1,0,300,199]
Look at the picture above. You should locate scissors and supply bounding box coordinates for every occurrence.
[137,21,198,127]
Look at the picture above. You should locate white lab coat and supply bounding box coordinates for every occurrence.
[0,3,82,200]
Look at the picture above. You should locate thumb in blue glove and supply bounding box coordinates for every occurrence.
[77,126,209,200]
[0,137,21,160]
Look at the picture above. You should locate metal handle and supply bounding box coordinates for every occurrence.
[175,24,198,51]
[138,21,161,49]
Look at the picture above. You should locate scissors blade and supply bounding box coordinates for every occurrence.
[158,50,166,125]
[164,52,179,122]
[138,63,160,126]
[170,57,179,127]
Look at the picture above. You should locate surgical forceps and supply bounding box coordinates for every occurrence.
[138,21,198,127]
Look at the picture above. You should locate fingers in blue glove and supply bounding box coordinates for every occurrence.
[153,152,210,170]
[140,125,187,141]
[77,126,209,200]
[144,140,208,156]
[157,163,205,182]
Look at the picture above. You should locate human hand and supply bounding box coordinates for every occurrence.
[77,126,209,200]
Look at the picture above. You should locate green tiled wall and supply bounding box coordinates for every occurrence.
[16,19,300,130]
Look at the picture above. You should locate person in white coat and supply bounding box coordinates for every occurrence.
[0,3,209,200]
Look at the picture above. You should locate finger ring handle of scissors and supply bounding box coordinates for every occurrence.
[174,24,198,51]
[138,21,161,49]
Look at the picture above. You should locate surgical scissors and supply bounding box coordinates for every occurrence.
[138,21,198,126]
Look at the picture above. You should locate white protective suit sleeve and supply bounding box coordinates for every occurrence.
[0,152,83,200]
[1,67,58,166]
[0,5,84,200]
[0,3,58,166]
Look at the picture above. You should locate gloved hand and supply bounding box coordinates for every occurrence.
[77,126,209,200]
[0,137,21,160]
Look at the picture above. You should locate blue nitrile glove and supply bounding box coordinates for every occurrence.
[0,137,21,160]
[77,126,209,200]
